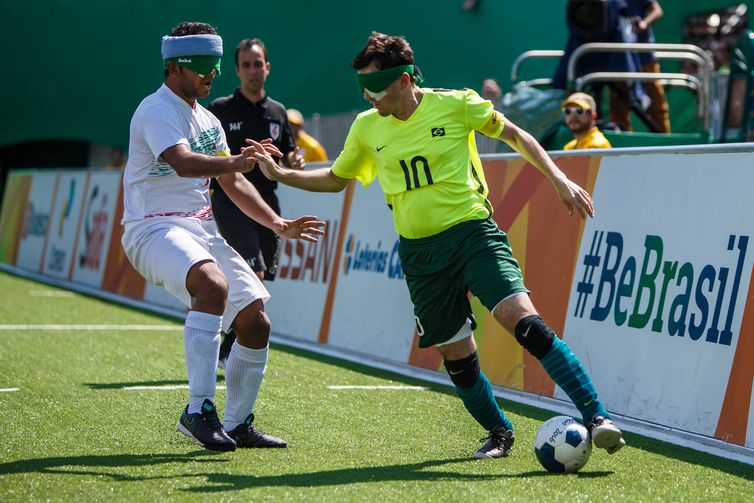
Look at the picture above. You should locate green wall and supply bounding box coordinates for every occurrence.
[1,0,746,151]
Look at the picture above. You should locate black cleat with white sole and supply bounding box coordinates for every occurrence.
[176,399,236,452]
[588,415,625,454]
[474,428,514,458]
[228,413,287,448]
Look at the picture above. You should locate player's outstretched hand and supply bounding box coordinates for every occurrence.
[242,139,283,181]
[279,215,326,242]
[555,177,595,219]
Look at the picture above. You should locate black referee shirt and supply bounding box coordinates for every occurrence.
[208,89,296,197]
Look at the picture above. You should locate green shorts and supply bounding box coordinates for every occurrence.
[398,218,528,348]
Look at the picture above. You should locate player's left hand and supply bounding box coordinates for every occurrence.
[279,215,326,242]
[555,177,595,219]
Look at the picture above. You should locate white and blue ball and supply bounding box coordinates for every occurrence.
[534,415,592,473]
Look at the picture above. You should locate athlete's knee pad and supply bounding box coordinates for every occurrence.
[514,315,555,359]
[444,352,481,389]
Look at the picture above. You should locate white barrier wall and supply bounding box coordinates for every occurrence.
[0,145,752,459]
[564,152,754,440]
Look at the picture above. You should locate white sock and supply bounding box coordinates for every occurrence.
[223,342,268,431]
[184,311,222,414]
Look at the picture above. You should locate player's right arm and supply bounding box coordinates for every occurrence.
[160,144,257,178]
[246,139,351,193]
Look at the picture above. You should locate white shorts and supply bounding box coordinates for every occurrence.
[122,216,270,332]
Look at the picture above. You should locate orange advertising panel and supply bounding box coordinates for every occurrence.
[101,178,146,299]
[472,156,599,396]
[0,173,33,265]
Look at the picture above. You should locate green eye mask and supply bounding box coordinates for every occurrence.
[166,55,222,77]
[355,64,423,93]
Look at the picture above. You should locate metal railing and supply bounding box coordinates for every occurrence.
[575,72,704,118]
[510,50,564,85]
[567,42,714,128]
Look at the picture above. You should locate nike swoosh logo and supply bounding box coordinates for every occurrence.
[522,325,531,338]
[376,145,387,152]
[448,369,464,375]
[583,398,594,407]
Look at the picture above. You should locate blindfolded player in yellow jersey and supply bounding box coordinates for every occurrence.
[245,32,625,460]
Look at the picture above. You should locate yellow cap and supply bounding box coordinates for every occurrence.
[287,108,304,126]
[561,92,596,111]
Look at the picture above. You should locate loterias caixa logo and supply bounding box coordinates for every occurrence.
[342,234,404,280]
[573,231,749,344]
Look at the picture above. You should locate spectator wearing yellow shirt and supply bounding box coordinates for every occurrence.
[286,109,328,162]
[562,92,612,150]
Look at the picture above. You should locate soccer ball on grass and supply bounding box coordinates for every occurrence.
[534,415,592,473]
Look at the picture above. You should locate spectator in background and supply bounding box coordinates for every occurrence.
[618,0,670,133]
[562,92,612,149]
[482,78,503,109]
[209,38,305,367]
[554,0,648,132]
[286,109,328,162]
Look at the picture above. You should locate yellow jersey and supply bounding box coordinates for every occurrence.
[331,88,504,238]
[563,126,612,150]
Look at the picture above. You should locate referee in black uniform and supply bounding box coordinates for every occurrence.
[209,38,304,366]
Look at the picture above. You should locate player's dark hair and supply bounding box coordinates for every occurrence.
[164,22,219,78]
[235,38,269,66]
[168,21,218,37]
[351,32,414,71]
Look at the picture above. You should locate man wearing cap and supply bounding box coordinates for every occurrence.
[286,109,328,163]
[246,32,625,460]
[208,39,304,368]
[562,92,612,150]
[121,21,325,452]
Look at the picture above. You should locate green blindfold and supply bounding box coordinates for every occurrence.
[355,64,424,94]
[166,55,222,77]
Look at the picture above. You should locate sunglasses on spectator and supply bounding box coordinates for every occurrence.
[562,107,590,116]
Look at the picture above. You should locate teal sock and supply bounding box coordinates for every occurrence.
[454,371,513,432]
[540,337,609,424]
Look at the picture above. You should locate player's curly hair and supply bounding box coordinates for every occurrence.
[351,32,414,71]
[168,21,218,37]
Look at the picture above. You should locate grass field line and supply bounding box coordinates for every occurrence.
[327,385,429,390]
[29,290,76,297]
[123,385,226,391]
[0,388,20,392]
[0,324,181,331]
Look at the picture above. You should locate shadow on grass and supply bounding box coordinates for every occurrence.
[0,451,226,478]
[0,452,608,490]
[181,459,612,493]
[85,376,225,390]
[273,344,754,480]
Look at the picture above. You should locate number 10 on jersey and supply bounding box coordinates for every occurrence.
[399,156,433,190]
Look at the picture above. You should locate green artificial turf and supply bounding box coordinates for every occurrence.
[0,272,751,502]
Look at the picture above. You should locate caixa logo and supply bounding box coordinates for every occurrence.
[343,234,404,279]
[574,231,748,345]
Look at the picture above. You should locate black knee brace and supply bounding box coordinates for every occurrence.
[444,352,481,389]
[514,315,555,359]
